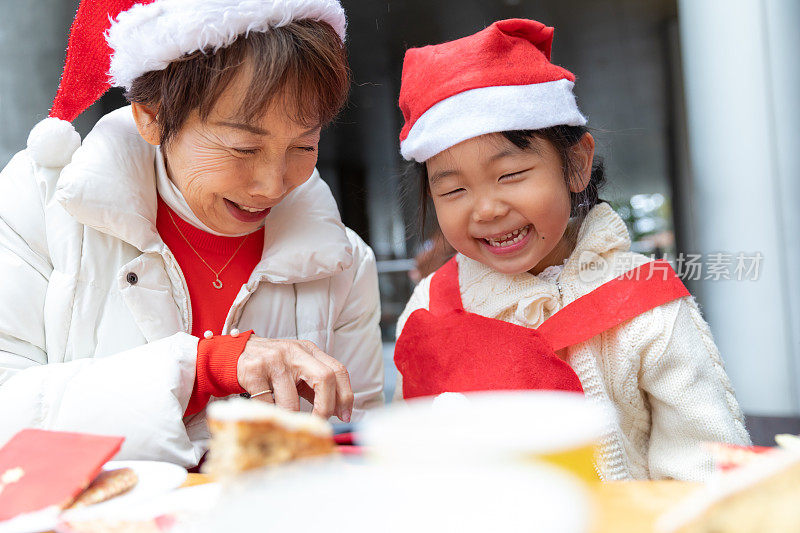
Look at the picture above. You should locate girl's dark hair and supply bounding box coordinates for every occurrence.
[410,125,606,234]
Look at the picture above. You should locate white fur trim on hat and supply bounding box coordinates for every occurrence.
[26,117,82,167]
[400,79,587,163]
[107,0,347,90]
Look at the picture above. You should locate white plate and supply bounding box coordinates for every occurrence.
[101,460,187,500]
[62,483,221,527]
[61,460,187,519]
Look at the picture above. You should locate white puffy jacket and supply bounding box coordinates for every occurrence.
[0,107,384,466]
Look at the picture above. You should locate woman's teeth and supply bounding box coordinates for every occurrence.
[234,202,266,213]
[485,225,530,247]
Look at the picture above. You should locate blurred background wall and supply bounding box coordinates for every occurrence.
[1,0,798,441]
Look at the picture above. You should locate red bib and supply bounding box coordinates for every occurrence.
[395,258,689,399]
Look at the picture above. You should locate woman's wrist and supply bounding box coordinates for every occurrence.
[185,330,253,417]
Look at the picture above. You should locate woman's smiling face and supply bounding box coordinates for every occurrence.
[426,132,592,275]
[134,67,321,235]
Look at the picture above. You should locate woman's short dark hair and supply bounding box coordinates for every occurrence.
[410,125,606,235]
[125,19,350,147]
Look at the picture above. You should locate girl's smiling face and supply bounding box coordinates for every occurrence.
[426,132,593,275]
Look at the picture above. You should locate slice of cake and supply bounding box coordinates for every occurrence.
[657,450,800,533]
[66,467,138,509]
[204,399,336,478]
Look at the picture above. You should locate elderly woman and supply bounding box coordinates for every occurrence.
[0,0,384,466]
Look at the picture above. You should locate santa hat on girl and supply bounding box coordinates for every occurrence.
[27,0,346,167]
[398,18,586,163]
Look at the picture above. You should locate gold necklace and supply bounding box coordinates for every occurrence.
[167,210,251,290]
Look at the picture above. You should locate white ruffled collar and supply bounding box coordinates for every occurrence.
[457,203,631,328]
[457,254,562,327]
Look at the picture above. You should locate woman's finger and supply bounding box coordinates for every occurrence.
[237,349,274,404]
[293,344,337,419]
[248,389,275,404]
[268,363,301,412]
[306,344,354,422]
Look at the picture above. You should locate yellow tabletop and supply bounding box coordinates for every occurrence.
[181,473,212,488]
[592,480,699,533]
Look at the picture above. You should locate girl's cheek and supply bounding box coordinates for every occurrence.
[432,200,454,226]
[437,205,469,245]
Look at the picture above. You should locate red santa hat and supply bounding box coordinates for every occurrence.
[398,19,586,163]
[26,0,346,167]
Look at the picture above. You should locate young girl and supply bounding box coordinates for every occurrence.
[393,18,749,481]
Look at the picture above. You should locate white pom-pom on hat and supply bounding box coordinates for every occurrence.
[26,117,82,168]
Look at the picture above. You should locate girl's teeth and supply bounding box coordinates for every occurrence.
[486,226,530,247]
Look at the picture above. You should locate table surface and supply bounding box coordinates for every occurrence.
[591,480,699,533]
[182,474,699,533]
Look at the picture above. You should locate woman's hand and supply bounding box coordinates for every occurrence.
[236,337,354,422]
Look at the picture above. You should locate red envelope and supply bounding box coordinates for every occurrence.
[0,429,124,521]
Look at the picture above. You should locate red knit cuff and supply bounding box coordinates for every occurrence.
[185,330,253,417]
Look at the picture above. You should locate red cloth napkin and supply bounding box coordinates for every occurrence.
[0,429,123,521]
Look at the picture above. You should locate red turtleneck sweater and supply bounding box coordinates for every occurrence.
[156,198,264,416]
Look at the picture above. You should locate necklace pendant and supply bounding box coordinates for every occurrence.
[212,278,223,289]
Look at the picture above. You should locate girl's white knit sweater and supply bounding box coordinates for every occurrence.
[395,203,750,481]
